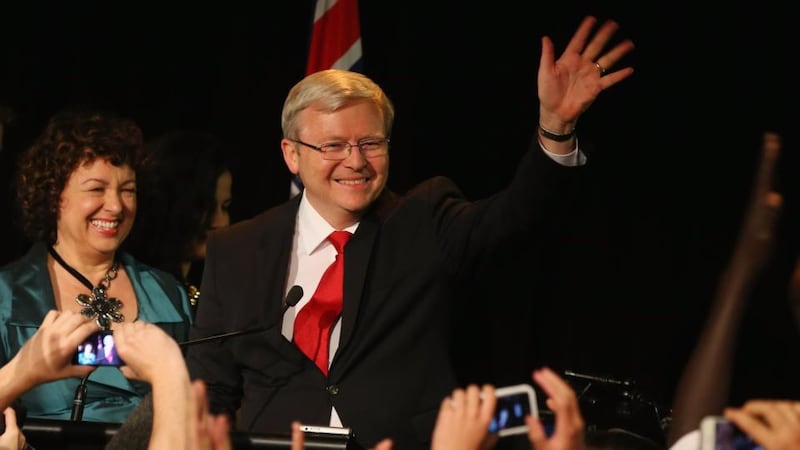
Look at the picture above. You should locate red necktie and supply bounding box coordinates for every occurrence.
[293,230,352,375]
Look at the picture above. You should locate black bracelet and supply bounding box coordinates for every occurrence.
[538,124,575,142]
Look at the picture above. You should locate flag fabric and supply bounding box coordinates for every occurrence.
[292,0,363,198]
[306,0,363,74]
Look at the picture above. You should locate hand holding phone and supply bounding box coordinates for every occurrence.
[489,384,538,437]
[700,416,762,450]
[72,330,124,367]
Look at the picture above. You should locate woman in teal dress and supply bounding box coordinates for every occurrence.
[0,107,192,423]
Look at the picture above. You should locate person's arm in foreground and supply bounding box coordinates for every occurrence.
[114,321,192,449]
[724,399,800,450]
[527,367,586,450]
[0,310,97,450]
[667,133,783,445]
[188,379,232,450]
[0,310,98,409]
[114,321,233,450]
[431,384,497,450]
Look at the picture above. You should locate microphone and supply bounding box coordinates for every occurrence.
[71,373,90,421]
[563,370,634,387]
[179,285,303,348]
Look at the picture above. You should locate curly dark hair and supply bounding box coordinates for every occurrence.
[15,107,145,244]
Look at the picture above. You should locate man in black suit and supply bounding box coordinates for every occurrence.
[96,333,121,366]
[186,16,634,449]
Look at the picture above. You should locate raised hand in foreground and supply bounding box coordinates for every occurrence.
[724,399,800,450]
[431,384,497,450]
[0,310,98,409]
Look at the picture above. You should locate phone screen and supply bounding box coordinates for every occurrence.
[72,330,123,366]
[488,386,536,436]
[713,420,762,450]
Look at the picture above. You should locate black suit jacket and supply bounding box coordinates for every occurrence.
[96,349,121,366]
[186,141,584,449]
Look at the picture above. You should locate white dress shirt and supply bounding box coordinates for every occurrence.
[281,193,358,426]
[669,430,700,450]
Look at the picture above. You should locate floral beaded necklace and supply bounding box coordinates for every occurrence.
[48,246,124,330]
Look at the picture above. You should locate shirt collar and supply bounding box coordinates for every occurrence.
[297,193,358,255]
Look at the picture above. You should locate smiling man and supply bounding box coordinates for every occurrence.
[187,15,635,450]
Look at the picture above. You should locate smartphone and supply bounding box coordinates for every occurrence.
[298,424,352,444]
[700,416,763,450]
[72,330,124,367]
[488,383,538,437]
[298,425,352,436]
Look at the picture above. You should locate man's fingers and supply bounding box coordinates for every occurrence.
[564,16,598,55]
[581,19,619,61]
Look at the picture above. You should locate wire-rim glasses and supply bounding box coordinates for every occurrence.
[290,137,390,161]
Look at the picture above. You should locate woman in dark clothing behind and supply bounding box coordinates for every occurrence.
[125,130,234,318]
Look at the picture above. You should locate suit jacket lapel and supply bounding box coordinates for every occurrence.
[254,196,301,341]
[338,191,394,352]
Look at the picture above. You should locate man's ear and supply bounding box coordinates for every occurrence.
[281,139,300,175]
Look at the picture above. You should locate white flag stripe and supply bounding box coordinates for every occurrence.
[313,0,338,22]
[331,39,363,70]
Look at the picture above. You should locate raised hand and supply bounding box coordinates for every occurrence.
[431,384,497,450]
[0,407,27,450]
[538,16,635,134]
[113,320,187,383]
[727,132,782,277]
[724,400,800,450]
[667,132,783,445]
[526,367,586,450]
[189,379,232,450]
[0,310,98,404]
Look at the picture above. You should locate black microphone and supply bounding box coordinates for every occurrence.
[563,369,634,387]
[71,373,90,421]
[179,285,303,348]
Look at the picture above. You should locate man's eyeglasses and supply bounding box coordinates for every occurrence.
[290,138,390,161]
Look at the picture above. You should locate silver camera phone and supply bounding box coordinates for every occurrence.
[298,424,352,437]
[489,383,538,437]
[700,415,760,450]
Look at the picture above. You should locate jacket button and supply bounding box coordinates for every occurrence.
[326,385,340,396]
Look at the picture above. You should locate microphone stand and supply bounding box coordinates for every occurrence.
[71,373,90,421]
[180,285,304,348]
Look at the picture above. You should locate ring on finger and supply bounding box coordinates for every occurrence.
[594,61,606,75]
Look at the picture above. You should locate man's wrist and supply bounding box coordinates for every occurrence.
[538,124,576,142]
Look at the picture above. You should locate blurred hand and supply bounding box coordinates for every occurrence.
[8,310,97,390]
[431,384,497,450]
[113,321,186,383]
[725,400,800,450]
[527,367,586,450]
[189,379,232,450]
[0,407,26,450]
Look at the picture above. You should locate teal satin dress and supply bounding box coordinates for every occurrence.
[0,242,193,423]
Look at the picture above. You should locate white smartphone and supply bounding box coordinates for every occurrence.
[298,424,352,437]
[489,383,538,437]
[700,416,763,450]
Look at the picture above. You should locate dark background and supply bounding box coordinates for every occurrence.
[1,0,796,440]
